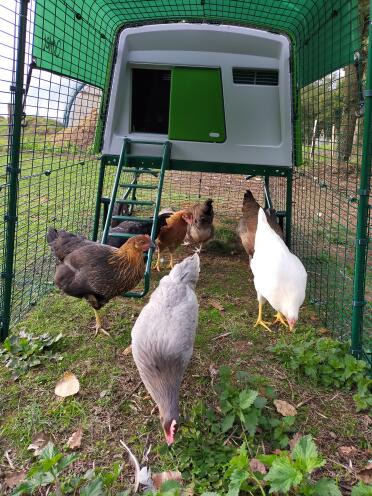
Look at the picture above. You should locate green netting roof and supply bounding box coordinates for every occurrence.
[32,0,361,89]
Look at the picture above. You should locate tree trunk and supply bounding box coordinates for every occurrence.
[337,0,369,166]
[337,64,359,163]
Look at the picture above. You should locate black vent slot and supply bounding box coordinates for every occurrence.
[233,68,279,86]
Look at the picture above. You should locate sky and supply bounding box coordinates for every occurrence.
[0,0,81,123]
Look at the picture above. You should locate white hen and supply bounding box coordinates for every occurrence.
[131,254,200,445]
[250,208,307,331]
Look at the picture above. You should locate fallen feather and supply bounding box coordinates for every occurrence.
[120,440,153,493]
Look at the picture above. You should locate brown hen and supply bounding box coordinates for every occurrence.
[237,190,283,258]
[184,198,214,248]
[47,228,154,335]
[155,210,193,271]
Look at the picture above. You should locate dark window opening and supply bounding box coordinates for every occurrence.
[131,68,171,133]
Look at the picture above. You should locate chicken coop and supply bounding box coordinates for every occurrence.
[0,1,371,367]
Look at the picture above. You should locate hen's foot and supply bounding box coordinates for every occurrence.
[253,302,273,332]
[254,317,273,332]
[94,325,111,337]
[273,312,290,329]
[93,309,110,337]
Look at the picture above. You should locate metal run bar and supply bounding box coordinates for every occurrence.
[0,0,29,341]
[351,4,372,360]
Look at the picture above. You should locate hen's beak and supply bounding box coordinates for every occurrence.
[148,239,156,250]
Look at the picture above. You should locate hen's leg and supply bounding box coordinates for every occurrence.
[273,312,290,329]
[253,294,272,332]
[93,309,110,337]
[154,249,161,272]
[167,252,174,269]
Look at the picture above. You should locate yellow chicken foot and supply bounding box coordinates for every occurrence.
[273,311,290,329]
[254,303,273,332]
[167,253,174,269]
[154,250,161,272]
[93,309,110,337]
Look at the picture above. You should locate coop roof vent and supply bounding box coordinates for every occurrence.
[233,68,279,86]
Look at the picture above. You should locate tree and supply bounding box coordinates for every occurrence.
[337,0,369,166]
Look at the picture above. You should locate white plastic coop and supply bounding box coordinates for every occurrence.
[102,23,292,167]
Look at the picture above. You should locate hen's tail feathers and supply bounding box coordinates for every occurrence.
[47,228,88,261]
[257,207,268,226]
[202,198,214,214]
[46,227,58,245]
[243,190,256,203]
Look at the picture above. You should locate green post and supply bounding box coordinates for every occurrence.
[92,158,106,241]
[0,0,29,341]
[351,4,372,359]
[285,171,293,249]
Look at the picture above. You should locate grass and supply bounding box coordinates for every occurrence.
[0,222,370,494]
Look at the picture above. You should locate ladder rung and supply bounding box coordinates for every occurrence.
[121,167,159,175]
[117,199,155,206]
[127,139,167,145]
[108,232,136,239]
[120,183,158,190]
[112,215,152,222]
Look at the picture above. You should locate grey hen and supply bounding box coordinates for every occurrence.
[131,254,200,445]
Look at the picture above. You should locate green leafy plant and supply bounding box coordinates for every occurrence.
[224,435,342,495]
[0,331,63,380]
[12,442,126,495]
[271,331,372,412]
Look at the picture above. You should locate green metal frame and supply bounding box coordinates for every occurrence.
[351,4,372,365]
[0,0,29,341]
[100,155,293,177]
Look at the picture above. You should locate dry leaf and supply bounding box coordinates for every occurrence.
[249,458,267,475]
[318,327,329,334]
[27,432,49,456]
[356,463,372,484]
[209,299,225,312]
[4,471,27,488]
[338,446,357,458]
[274,399,297,417]
[55,372,80,398]
[152,470,182,490]
[122,345,132,356]
[67,428,83,449]
[289,433,302,451]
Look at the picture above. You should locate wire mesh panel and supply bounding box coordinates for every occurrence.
[1,0,103,332]
[0,0,370,365]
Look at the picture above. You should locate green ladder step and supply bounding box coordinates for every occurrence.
[101,197,154,206]
[117,199,155,206]
[112,215,152,222]
[127,139,167,145]
[120,183,158,190]
[121,167,159,175]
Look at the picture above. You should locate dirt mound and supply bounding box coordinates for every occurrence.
[54,108,98,148]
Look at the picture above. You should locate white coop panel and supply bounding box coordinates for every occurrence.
[103,23,292,167]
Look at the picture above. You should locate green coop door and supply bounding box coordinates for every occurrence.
[169,67,226,142]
